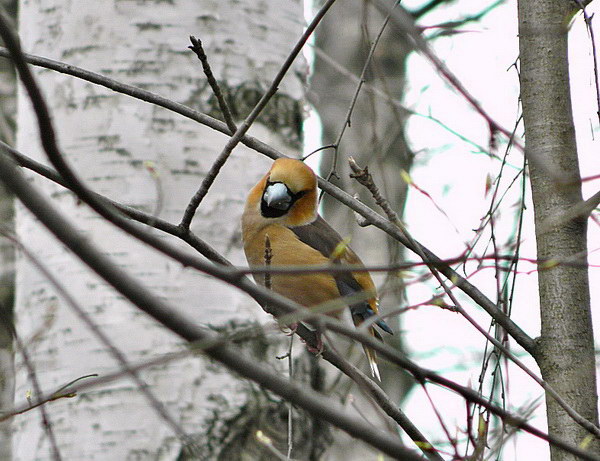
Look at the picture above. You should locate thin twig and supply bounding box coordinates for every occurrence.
[264,234,272,290]
[422,383,459,459]
[422,0,504,40]
[326,1,400,180]
[188,35,237,133]
[573,1,600,124]
[0,374,97,422]
[286,336,294,460]
[349,157,400,222]
[178,0,338,230]
[0,306,62,461]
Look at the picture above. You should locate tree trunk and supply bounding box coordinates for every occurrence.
[518,1,599,459]
[0,0,17,458]
[12,1,319,459]
[310,0,413,458]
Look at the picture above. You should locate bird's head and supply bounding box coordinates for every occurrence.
[248,158,318,227]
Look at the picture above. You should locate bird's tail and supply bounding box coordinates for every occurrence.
[361,327,383,381]
[350,304,391,381]
[364,342,381,381]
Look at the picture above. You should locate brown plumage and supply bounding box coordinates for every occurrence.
[242,158,392,380]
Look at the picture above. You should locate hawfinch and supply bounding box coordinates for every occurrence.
[242,158,392,380]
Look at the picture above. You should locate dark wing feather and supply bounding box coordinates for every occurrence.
[291,216,392,335]
[290,216,344,261]
[291,216,364,294]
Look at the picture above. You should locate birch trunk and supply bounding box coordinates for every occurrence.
[13,1,313,459]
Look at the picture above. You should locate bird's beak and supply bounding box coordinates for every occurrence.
[263,182,292,211]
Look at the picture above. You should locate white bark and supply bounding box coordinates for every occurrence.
[13,1,305,459]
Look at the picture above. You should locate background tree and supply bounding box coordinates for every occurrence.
[0,0,16,458]
[519,0,599,459]
[310,0,413,404]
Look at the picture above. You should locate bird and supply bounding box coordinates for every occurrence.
[241,157,393,380]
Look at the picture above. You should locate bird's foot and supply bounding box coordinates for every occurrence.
[280,322,298,336]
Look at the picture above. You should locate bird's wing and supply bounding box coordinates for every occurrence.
[290,216,392,335]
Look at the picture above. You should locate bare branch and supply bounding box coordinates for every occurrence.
[0,374,97,422]
[0,43,540,353]
[188,35,237,133]
[0,306,62,460]
[572,1,600,124]
[537,189,600,235]
[349,156,400,223]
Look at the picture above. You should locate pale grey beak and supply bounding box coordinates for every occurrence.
[263,182,292,210]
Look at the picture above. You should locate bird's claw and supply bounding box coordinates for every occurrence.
[280,322,298,336]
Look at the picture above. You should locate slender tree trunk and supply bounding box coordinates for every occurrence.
[518,1,599,459]
[0,1,17,458]
[310,0,413,457]
[12,1,318,459]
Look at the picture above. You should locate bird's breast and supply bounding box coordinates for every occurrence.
[243,224,344,314]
